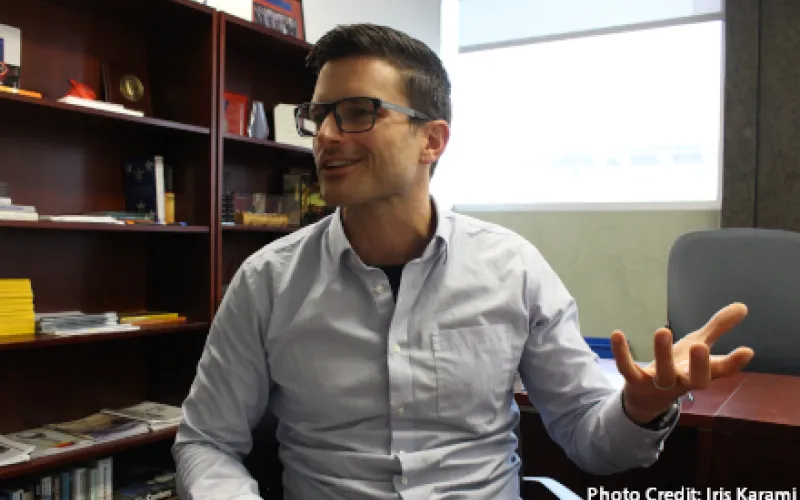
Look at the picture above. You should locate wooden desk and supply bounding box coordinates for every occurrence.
[711,373,800,489]
[516,369,799,496]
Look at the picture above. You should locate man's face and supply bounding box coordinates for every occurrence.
[311,56,429,207]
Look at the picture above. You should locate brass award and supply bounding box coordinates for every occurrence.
[119,74,144,102]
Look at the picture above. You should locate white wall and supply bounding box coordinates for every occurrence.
[302,0,443,54]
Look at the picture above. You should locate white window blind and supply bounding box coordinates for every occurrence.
[432,1,724,211]
[458,0,723,50]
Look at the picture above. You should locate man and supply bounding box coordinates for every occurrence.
[173,23,754,500]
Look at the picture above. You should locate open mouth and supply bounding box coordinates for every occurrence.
[321,159,359,174]
[324,160,358,168]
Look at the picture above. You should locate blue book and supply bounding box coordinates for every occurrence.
[123,156,163,220]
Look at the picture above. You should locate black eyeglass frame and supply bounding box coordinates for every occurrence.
[294,96,432,137]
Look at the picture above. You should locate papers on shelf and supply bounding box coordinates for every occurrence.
[0,434,35,466]
[102,402,182,431]
[45,323,140,336]
[36,311,140,336]
[57,96,144,117]
[47,413,149,445]
[39,215,125,225]
[0,401,183,469]
[3,427,92,460]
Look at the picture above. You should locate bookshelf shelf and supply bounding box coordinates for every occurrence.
[46,0,215,23]
[223,133,313,156]
[221,224,299,233]
[222,13,312,56]
[0,93,211,136]
[0,428,178,482]
[0,322,209,352]
[0,221,210,234]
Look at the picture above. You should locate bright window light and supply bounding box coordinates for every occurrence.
[433,20,724,211]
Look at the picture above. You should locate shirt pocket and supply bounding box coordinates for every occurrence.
[432,325,516,431]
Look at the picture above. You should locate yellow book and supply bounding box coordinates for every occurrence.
[0,287,33,294]
[0,308,34,316]
[0,278,32,289]
[0,297,34,306]
[119,312,179,324]
[0,319,36,336]
[0,311,35,320]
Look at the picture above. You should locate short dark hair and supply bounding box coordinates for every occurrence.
[306,23,452,177]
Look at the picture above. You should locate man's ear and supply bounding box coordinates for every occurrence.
[418,119,450,166]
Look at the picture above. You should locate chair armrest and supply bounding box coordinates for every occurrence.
[522,477,582,500]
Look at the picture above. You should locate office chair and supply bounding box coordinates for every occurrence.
[243,411,581,499]
[667,227,800,376]
[243,409,284,498]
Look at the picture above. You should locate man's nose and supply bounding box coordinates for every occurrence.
[316,112,343,146]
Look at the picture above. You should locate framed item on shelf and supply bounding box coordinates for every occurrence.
[101,60,153,116]
[0,23,21,89]
[253,0,304,41]
[223,91,248,135]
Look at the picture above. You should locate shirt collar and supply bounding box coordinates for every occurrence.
[327,196,452,264]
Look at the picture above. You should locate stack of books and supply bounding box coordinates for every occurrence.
[0,279,35,336]
[36,312,139,336]
[0,401,182,468]
[101,401,183,431]
[0,194,37,222]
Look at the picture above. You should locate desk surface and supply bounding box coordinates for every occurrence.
[515,360,800,431]
[715,372,800,433]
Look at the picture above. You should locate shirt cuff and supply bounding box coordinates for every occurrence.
[601,390,678,457]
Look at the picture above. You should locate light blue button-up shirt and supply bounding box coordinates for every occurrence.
[173,202,675,500]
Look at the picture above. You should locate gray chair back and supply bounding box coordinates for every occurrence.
[667,227,800,376]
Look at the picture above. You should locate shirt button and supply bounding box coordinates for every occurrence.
[393,344,401,353]
[401,477,408,485]
[397,406,404,415]
[373,283,386,294]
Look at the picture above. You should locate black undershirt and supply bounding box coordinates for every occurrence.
[379,265,404,301]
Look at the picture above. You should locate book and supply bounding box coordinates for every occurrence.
[102,402,182,431]
[114,467,175,500]
[0,435,34,466]
[3,427,91,458]
[0,278,34,336]
[123,156,165,223]
[47,413,149,444]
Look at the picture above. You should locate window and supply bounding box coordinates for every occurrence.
[433,1,725,211]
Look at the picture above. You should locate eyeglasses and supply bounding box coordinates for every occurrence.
[294,96,431,137]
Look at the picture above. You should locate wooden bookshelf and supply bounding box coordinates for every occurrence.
[0,0,317,487]
[0,322,210,352]
[0,428,178,482]
[216,12,316,305]
[221,224,299,233]
[0,220,210,233]
[223,133,313,155]
[0,92,211,135]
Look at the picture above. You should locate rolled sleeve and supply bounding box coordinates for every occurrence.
[518,244,675,475]
[592,390,678,468]
[173,261,272,500]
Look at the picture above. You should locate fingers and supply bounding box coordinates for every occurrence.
[689,343,711,389]
[701,303,748,345]
[610,330,645,384]
[653,328,678,388]
[711,347,755,378]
